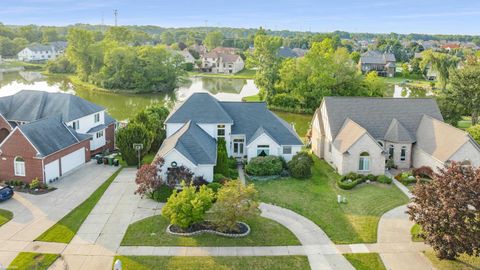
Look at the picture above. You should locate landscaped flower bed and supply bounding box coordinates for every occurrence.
[167,221,250,237]
[337,173,392,190]
[3,179,56,195]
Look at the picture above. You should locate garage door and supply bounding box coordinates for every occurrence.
[44,160,60,183]
[61,148,86,175]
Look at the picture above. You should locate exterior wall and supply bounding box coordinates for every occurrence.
[43,139,91,182]
[339,134,385,175]
[18,48,55,62]
[0,129,43,183]
[310,113,322,158]
[160,149,214,182]
[246,133,280,161]
[66,110,105,134]
[385,142,412,169]
[166,123,185,137]
[449,141,480,167]
[412,146,445,172]
[280,145,302,161]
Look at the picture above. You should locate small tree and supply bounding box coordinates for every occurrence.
[288,152,314,179]
[214,138,229,177]
[166,165,194,188]
[407,163,480,260]
[208,181,260,232]
[131,105,169,152]
[135,157,164,198]
[162,182,214,229]
[116,123,153,166]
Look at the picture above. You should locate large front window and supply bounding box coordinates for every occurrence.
[400,146,407,161]
[217,124,225,138]
[283,146,292,155]
[257,145,269,156]
[388,145,394,159]
[358,152,370,172]
[14,156,25,176]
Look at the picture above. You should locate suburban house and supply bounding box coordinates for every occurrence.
[359,50,396,77]
[155,92,303,181]
[310,97,480,175]
[201,50,245,74]
[17,41,67,62]
[0,90,116,183]
[277,47,307,58]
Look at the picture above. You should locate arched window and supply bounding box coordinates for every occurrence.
[400,146,407,161]
[358,152,370,172]
[14,156,25,176]
[377,141,384,147]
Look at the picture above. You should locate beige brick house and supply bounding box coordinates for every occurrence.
[310,97,480,175]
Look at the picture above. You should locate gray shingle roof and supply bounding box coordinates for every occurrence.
[165,93,233,124]
[219,101,303,145]
[384,118,415,143]
[0,90,104,122]
[360,50,396,64]
[18,116,90,157]
[157,121,217,165]
[277,47,299,58]
[323,97,443,142]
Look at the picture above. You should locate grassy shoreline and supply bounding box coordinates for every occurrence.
[188,69,255,79]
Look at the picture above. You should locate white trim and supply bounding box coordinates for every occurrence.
[246,132,280,148]
[14,156,26,176]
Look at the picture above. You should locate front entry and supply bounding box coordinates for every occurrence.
[233,138,244,158]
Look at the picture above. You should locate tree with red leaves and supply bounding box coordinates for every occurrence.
[407,162,480,260]
[134,157,165,198]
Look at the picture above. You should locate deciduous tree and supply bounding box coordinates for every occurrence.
[135,157,165,198]
[115,122,153,166]
[448,64,480,125]
[204,31,223,50]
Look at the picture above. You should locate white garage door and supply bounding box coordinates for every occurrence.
[61,148,86,175]
[44,160,60,183]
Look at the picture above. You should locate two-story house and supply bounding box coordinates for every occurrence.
[359,50,396,77]
[0,90,116,183]
[201,49,244,74]
[17,41,67,62]
[310,97,480,175]
[155,93,303,181]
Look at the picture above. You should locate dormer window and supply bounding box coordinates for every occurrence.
[217,124,225,138]
[94,113,100,123]
[72,120,80,130]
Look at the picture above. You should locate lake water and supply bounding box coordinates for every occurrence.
[0,71,259,121]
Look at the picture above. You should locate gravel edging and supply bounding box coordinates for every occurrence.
[166,222,251,238]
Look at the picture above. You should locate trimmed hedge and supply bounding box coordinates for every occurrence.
[337,173,391,190]
[287,152,314,179]
[245,156,283,176]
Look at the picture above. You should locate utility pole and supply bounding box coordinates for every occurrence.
[113,9,118,26]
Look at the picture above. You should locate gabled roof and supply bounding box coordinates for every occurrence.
[249,126,278,145]
[24,44,54,53]
[165,92,233,124]
[333,118,368,153]
[360,50,396,64]
[415,115,479,162]
[277,47,299,58]
[322,97,443,142]
[219,101,303,146]
[384,118,415,143]
[157,121,217,165]
[0,90,104,122]
[17,116,90,157]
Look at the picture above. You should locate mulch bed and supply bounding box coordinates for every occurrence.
[11,186,57,195]
[168,221,250,237]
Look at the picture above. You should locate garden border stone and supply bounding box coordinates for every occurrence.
[166,221,251,238]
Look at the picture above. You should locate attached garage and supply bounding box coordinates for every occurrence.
[60,147,86,175]
[44,160,60,183]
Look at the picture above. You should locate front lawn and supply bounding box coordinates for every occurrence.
[424,250,480,270]
[8,252,59,270]
[253,157,410,244]
[344,253,386,270]
[114,256,309,270]
[35,168,123,243]
[0,209,13,227]
[121,215,300,246]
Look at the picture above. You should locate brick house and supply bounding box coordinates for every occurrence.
[0,90,116,183]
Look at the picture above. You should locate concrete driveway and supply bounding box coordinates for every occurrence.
[0,161,118,266]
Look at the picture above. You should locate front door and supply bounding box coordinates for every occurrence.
[233,138,244,157]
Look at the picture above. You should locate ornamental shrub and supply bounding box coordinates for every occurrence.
[287,152,314,179]
[207,182,222,193]
[214,138,229,177]
[29,178,40,189]
[245,156,283,176]
[377,175,393,184]
[162,182,214,229]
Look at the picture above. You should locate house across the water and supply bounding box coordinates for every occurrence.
[310,97,480,175]
[0,90,116,183]
[359,50,396,77]
[155,92,303,182]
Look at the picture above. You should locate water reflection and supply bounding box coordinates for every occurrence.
[390,84,430,98]
[0,71,259,121]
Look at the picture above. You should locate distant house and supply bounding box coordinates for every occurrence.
[189,44,207,56]
[441,43,461,51]
[210,47,241,55]
[17,41,68,62]
[169,48,195,64]
[201,48,245,74]
[310,97,480,175]
[277,47,306,58]
[359,51,396,77]
[156,93,303,182]
[0,90,116,183]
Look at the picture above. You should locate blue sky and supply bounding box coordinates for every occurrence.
[1,0,480,34]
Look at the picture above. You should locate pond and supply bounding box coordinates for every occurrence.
[0,71,259,121]
[387,84,432,98]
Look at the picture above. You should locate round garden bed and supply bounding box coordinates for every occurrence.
[167,221,251,238]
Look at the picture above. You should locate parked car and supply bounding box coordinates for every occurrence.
[0,185,14,202]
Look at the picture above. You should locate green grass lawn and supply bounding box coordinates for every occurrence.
[121,215,300,246]
[0,209,13,227]
[272,110,312,140]
[252,157,410,244]
[117,153,156,167]
[458,116,473,130]
[424,250,480,270]
[344,253,386,270]
[35,168,123,243]
[114,256,309,270]
[8,252,59,270]
[189,68,256,79]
